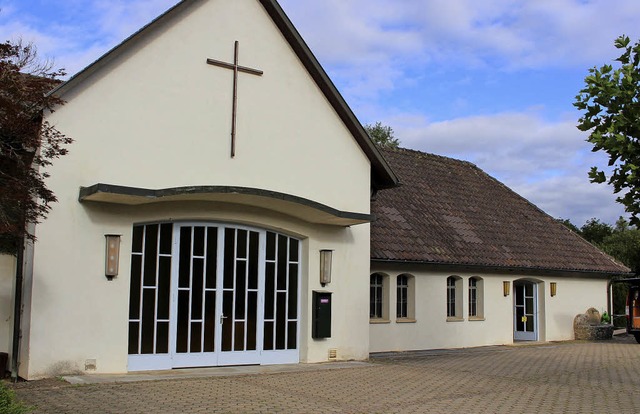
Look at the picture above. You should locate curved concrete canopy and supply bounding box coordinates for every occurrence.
[79,183,372,227]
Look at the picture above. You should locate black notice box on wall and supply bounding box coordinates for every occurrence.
[312,291,332,339]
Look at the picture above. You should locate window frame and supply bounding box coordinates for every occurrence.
[397,275,408,318]
[468,276,485,320]
[370,273,390,322]
[396,274,416,322]
[446,276,463,321]
[469,277,478,317]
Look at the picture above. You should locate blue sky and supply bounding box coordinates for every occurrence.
[2,0,640,226]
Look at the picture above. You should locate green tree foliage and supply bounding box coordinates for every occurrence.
[580,218,614,245]
[557,218,581,233]
[601,230,640,273]
[0,39,71,255]
[364,122,400,149]
[615,215,631,232]
[567,216,640,322]
[575,35,640,225]
[577,217,640,272]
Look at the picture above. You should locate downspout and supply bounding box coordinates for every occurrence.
[11,234,25,383]
[607,278,612,323]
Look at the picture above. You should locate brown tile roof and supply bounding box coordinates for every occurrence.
[371,147,630,275]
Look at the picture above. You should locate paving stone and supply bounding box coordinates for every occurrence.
[9,335,640,413]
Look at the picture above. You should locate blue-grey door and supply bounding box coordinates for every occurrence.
[514,281,537,341]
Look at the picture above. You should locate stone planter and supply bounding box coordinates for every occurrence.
[573,309,614,340]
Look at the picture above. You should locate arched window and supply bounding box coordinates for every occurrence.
[397,275,409,318]
[396,274,415,320]
[468,277,484,319]
[469,277,478,316]
[370,273,389,320]
[447,276,463,319]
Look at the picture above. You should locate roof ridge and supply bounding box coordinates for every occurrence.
[382,146,479,169]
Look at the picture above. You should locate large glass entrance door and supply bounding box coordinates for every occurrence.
[128,222,300,371]
[514,281,537,341]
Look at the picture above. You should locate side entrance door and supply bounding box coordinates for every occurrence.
[514,281,537,341]
[128,222,300,371]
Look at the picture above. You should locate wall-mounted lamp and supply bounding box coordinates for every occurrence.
[503,281,511,297]
[105,234,121,280]
[550,282,557,297]
[319,250,333,287]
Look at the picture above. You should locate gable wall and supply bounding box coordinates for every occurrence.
[19,0,373,378]
[47,0,371,214]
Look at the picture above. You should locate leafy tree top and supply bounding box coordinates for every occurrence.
[580,218,614,245]
[574,35,640,225]
[557,218,581,233]
[364,122,400,149]
[562,216,640,273]
[0,39,72,255]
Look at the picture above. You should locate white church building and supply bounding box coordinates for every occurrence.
[0,0,629,380]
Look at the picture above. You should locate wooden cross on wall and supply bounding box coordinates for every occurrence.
[206,41,263,158]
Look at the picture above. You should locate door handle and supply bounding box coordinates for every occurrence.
[220,315,228,324]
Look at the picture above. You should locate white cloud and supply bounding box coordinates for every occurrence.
[386,110,628,225]
[0,0,176,76]
[514,174,627,227]
[7,1,640,94]
[91,0,177,43]
[280,0,640,99]
[1,0,633,226]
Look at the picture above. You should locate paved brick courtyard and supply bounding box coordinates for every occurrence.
[9,335,640,413]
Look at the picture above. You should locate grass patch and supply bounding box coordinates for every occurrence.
[0,381,32,414]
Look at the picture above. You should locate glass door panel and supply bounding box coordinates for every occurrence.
[127,223,174,371]
[172,225,219,368]
[514,282,537,341]
[217,227,262,365]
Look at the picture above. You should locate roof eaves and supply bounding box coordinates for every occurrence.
[370,258,632,278]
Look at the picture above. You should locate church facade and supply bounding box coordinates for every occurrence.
[0,0,629,380]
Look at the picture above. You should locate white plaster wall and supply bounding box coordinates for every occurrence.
[302,223,370,364]
[24,202,369,379]
[22,0,374,379]
[369,265,609,352]
[544,277,608,341]
[0,255,16,355]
